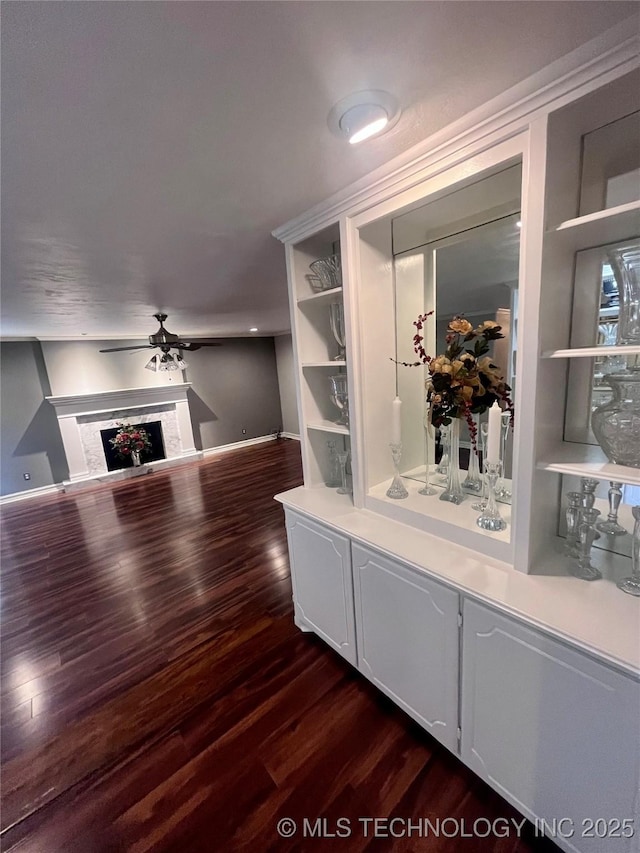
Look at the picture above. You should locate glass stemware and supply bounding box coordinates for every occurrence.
[329,302,346,361]
[328,374,349,426]
[336,450,351,495]
[418,421,436,496]
[571,507,602,581]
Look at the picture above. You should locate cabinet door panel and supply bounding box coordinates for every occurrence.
[352,543,460,751]
[462,600,640,853]
[285,511,356,664]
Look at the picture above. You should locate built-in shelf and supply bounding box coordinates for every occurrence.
[297,286,342,305]
[307,420,350,436]
[542,345,640,359]
[302,361,346,368]
[537,443,640,486]
[548,200,640,251]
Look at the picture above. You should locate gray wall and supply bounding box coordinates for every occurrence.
[274,334,299,437]
[1,342,68,494]
[184,337,283,450]
[1,336,283,495]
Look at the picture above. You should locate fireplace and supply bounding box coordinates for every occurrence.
[100,421,166,471]
[46,383,202,490]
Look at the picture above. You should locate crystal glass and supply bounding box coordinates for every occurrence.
[328,374,349,426]
[471,422,488,512]
[592,373,640,468]
[565,491,583,557]
[336,450,351,495]
[418,423,436,496]
[131,449,142,467]
[571,507,602,581]
[325,440,342,487]
[608,242,640,346]
[617,506,640,596]
[386,443,409,499]
[309,254,342,290]
[462,414,482,493]
[476,461,507,532]
[329,302,346,361]
[439,418,465,505]
[596,481,627,536]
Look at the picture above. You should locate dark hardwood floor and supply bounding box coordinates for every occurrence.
[1,439,558,852]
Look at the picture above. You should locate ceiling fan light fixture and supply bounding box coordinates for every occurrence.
[328,90,400,145]
[175,354,189,370]
[144,354,160,372]
[159,353,179,372]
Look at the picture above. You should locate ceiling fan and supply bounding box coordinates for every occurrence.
[99,313,221,371]
[99,313,222,354]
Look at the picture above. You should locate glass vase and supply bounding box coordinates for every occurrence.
[462,414,482,493]
[608,243,640,346]
[617,506,640,596]
[439,419,465,505]
[592,373,640,468]
[131,450,142,467]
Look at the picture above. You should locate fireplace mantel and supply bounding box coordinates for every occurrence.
[46,383,200,489]
[46,383,193,418]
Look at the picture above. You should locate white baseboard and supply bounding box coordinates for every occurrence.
[202,434,277,457]
[281,432,301,441]
[0,482,63,505]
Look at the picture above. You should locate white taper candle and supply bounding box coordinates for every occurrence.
[391,396,402,445]
[486,402,502,464]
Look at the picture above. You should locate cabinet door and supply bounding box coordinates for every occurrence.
[461,600,640,853]
[285,511,356,664]
[352,543,460,752]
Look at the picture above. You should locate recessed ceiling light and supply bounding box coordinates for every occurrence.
[328,90,400,145]
[250,327,258,332]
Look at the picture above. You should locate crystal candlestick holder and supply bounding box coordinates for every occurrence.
[386,443,409,500]
[476,461,507,532]
[336,450,351,496]
[596,481,627,536]
[580,477,601,541]
[617,506,640,596]
[571,507,602,581]
[565,491,583,557]
[495,411,512,503]
[418,426,436,496]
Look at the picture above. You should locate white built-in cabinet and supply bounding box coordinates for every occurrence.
[284,512,356,665]
[275,21,640,853]
[461,600,640,853]
[283,509,640,853]
[352,542,460,752]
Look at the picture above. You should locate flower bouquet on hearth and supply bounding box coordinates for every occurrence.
[109,422,153,463]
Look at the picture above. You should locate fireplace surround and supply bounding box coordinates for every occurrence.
[46,383,201,490]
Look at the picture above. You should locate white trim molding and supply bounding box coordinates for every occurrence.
[0,483,63,505]
[202,434,277,456]
[282,432,301,441]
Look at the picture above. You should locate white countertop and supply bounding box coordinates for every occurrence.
[275,486,640,678]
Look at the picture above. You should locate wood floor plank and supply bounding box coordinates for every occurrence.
[0,439,558,852]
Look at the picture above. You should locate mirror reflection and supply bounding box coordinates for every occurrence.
[392,165,521,504]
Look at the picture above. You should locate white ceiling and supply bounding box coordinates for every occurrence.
[2,1,637,340]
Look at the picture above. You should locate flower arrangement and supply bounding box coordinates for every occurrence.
[109,422,153,459]
[399,312,514,453]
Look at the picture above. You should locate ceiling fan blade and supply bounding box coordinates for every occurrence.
[177,342,222,351]
[99,345,155,353]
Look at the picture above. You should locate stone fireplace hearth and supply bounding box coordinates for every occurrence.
[46,383,202,490]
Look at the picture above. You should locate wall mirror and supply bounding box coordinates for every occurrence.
[565,237,640,445]
[391,163,522,504]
